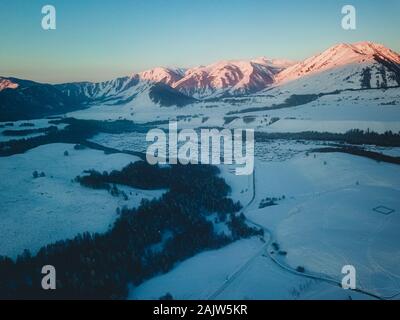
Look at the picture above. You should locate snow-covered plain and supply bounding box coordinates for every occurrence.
[248,151,400,299]
[0,143,164,259]
[129,238,263,300]
[130,236,373,300]
[130,142,400,300]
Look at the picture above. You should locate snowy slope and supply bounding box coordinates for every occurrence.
[57,76,140,102]
[58,75,195,108]
[273,42,400,93]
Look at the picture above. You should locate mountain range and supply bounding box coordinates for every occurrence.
[1,41,399,121]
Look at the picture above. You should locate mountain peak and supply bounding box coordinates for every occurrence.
[276,41,400,84]
[251,57,296,69]
[138,67,185,86]
[0,77,19,92]
[352,41,383,50]
[351,41,400,64]
[326,41,400,63]
[172,59,278,98]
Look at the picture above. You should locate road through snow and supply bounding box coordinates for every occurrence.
[208,168,394,300]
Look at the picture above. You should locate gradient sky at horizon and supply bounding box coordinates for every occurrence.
[0,0,399,83]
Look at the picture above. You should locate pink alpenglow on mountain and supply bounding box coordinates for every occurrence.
[276,42,400,85]
[172,60,282,98]
[0,78,19,91]
[139,67,186,86]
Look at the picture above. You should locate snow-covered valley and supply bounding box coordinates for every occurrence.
[1,40,400,300]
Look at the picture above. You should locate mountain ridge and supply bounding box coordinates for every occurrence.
[1,41,399,121]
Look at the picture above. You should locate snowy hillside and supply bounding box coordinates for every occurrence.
[274,42,400,93]
[57,76,141,102]
[58,75,197,108]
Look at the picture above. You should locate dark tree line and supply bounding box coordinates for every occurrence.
[361,67,372,89]
[76,161,243,215]
[0,162,260,299]
[311,146,400,165]
[255,129,400,147]
[0,118,155,157]
[2,126,58,137]
[76,161,170,190]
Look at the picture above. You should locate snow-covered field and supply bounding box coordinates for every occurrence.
[248,151,400,298]
[274,185,400,296]
[0,143,164,259]
[129,238,263,300]
[130,142,400,300]
[130,235,374,300]
[85,109,400,299]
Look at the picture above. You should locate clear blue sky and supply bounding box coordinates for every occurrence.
[0,0,399,83]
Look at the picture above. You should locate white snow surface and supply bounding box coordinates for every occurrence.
[247,151,400,298]
[130,143,400,300]
[0,143,164,259]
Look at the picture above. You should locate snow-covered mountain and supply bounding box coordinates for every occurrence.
[172,59,285,99]
[0,75,195,121]
[57,76,141,103]
[139,67,186,86]
[130,58,296,99]
[0,77,88,121]
[59,58,293,103]
[273,42,400,94]
[57,75,196,107]
[135,42,400,100]
[0,78,19,91]
[1,41,399,121]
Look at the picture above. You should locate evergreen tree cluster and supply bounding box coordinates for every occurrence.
[255,129,400,147]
